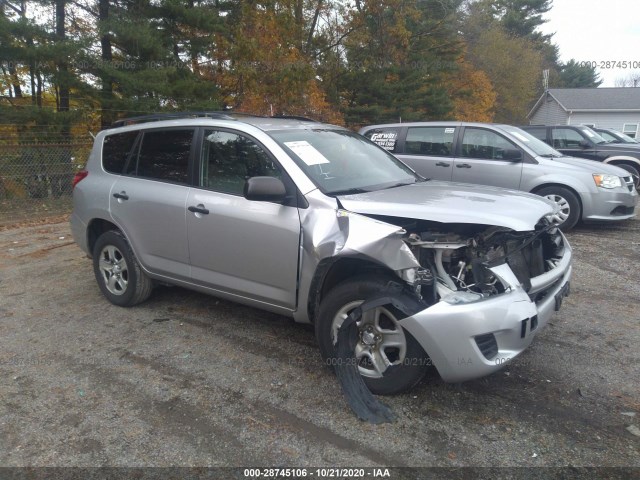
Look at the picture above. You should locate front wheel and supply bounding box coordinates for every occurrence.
[316,275,430,395]
[535,186,581,231]
[93,230,153,307]
[615,163,640,189]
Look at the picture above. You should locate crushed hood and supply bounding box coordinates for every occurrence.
[337,181,555,232]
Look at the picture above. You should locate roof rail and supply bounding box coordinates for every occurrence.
[111,111,320,128]
[271,115,319,122]
[111,111,240,128]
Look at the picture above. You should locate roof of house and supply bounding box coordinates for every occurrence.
[528,88,640,118]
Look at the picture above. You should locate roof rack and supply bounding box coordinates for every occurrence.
[111,111,240,128]
[111,111,320,128]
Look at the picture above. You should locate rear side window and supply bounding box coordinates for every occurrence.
[363,128,401,153]
[130,129,194,184]
[102,131,139,174]
[405,127,454,156]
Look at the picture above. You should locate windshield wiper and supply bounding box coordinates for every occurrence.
[329,187,372,196]
[539,153,563,158]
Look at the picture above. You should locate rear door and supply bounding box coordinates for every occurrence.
[396,126,456,181]
[186,128,300,309]
[109,127,195,280]
[452,127,524,189]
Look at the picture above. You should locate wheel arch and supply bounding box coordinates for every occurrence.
[87,218,122,255]
[530,182,584,216]
[603,156,640,169]
[307,256,400,324]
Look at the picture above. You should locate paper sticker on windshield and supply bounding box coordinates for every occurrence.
[510,131,530,142]
[369,132,397,150]
[583,129,595,137]
[444,128,455,134]
[284,141,330,165]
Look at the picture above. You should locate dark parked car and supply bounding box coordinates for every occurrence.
[593,127,640,145]
[521,125,640,187]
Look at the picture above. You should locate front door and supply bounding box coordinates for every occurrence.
[186,128,301,309]
[452,127,523,190]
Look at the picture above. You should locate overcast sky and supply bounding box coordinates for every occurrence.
[539,0,640,87]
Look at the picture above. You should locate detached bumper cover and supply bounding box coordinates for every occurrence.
[400,235,573,383]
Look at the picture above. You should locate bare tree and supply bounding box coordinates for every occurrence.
[614,71,640,87]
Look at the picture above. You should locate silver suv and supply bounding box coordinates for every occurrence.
[361,122,637,230]
[71,113,572,395]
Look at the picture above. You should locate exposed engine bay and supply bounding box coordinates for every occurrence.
[375,217,566,304]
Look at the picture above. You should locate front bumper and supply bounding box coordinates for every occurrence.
[582,187,637,221]
[400,235,573,383]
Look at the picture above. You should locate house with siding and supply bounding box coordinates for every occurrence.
[527,88,640,138]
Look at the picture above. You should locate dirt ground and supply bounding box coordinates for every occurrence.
[0,216,638,473]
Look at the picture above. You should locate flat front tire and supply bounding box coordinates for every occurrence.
[316,275,430,395]
[93,230,153,307]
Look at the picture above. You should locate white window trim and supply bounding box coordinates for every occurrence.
[622,123,639,138]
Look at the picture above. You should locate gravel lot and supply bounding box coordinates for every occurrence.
[1,216,639,472]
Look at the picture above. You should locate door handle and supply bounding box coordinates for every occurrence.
[113,192,129,200]
[456,163,472,169]
[435,162,450,167]
[188,204,209,215]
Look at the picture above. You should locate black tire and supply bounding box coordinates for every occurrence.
[535,186,581,231]
[615,163,640,189]
[92,230,153,307]
[316,275,430,395]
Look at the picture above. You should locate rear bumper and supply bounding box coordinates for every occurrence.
[400,235,572,383]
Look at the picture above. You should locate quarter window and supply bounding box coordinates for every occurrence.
[131,129,194,183]
[551,128,586,149]
[201,130,281,195]
[623,123,638,138]
[460,128,518,160]
[524,127,547,142]
[405,127,454,156]
[102,131,139,174]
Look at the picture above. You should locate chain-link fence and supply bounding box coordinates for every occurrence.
[0,143,92,226]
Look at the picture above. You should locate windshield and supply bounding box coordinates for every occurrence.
[579,126,609,145]
[612,130,638,143]
[270,129,419,195]
[500,126,564,157]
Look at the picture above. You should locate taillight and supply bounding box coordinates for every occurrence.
[73,170,88,188]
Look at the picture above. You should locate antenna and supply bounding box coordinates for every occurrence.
[543,69,550,90]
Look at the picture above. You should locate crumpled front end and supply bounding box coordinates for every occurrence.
[398,221,573,382]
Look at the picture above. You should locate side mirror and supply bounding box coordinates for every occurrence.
[244,176,287,202]
[578,140,591,149]
[501,148,523,161]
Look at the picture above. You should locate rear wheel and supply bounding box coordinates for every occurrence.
[316,275,430,395]
[535,186,581,231]
[93,230,153,307]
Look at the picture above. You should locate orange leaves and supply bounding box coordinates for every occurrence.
[445,58,497,122]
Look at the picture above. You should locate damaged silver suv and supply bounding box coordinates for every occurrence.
[71,113,572,395]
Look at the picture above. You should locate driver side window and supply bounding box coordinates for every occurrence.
[460,128,517,160]
[551,128,586,149]
[200,130,281,195]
